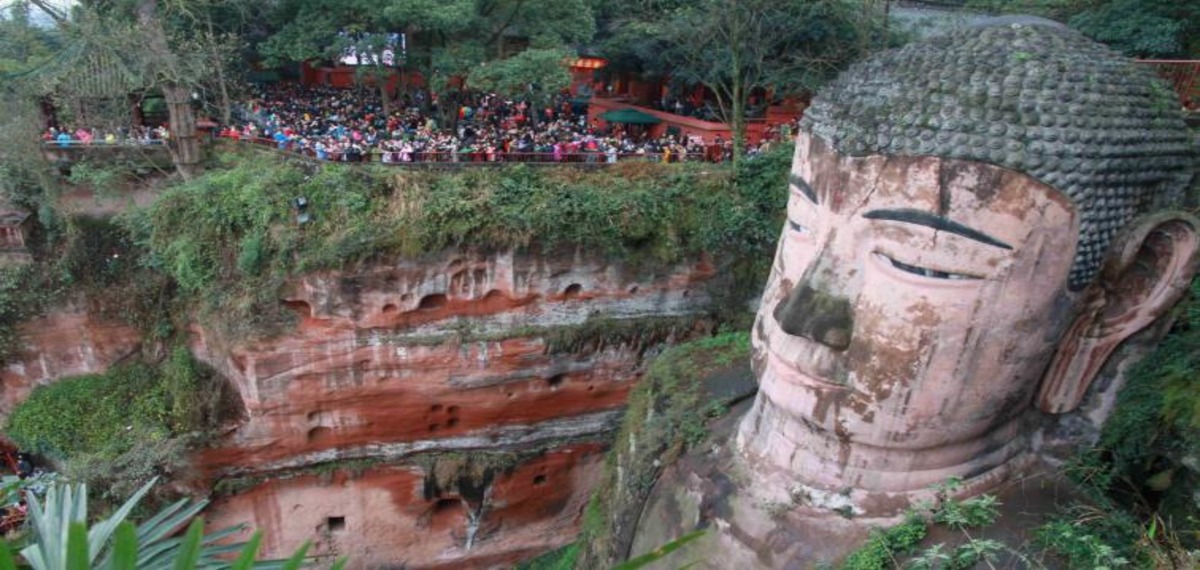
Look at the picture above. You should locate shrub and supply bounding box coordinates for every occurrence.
[0,265,52,361]
[5,364,170,461]
[1034,519,1131,569]
[840,513,928,570]
[930,494,1000,530]
[4,350,233,503]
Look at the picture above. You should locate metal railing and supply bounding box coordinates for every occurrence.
[42,139,167,148]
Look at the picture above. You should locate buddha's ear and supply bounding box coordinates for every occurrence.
[1038,211,1200,414]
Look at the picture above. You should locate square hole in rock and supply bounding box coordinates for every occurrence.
[327,516,346,531]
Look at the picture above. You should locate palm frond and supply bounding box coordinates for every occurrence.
[19,478,313,569]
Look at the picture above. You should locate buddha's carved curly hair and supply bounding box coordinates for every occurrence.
[802,22,1194,289]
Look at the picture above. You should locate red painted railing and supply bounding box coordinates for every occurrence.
[222,135,712,164]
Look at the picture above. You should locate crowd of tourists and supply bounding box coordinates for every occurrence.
[42,125,169,147]
[222,83,775,164]
[41,83,797,164]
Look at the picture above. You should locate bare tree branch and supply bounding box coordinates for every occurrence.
[27,0,67,25]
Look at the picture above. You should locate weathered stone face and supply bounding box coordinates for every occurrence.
[737,132,1079,496]
[624,21,1199,567]
[732,23,1200,516]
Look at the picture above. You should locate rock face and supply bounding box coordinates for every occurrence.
[0,307,141,416]
[735,22,1198,517]
[197,249,718,568]
[604,22,1198,570]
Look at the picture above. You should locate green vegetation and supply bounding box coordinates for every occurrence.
[543,315,705,356]
[840,479,1005,570]
[611,530,707,570]
[0,214,175,363]
[0,138,785,523]
[515,543,579,570]
[1033,518,1131,568]
[259,0,592,123]
[968,0,1200,59]
[129,146,786,339]
[840,514,928,570]
[5,347,235,503]
[1034,278,1200,568]
[651,0,892,163]
[518,530,707,570]
[576,332,751,568]
[0,266,48,360]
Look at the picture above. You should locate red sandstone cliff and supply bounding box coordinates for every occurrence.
[193,249,717,568]
[0,249,716,568]
[0,307,142,416]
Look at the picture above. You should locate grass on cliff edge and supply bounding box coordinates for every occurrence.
[120,148,787,339]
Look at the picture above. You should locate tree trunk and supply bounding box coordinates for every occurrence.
[379,78,393,117]
[206,16,233,126]
[730,51,745,169]
[164,85,201,177]
[138,0,200,179]
[443,89,459,131]
[732,86,745,169]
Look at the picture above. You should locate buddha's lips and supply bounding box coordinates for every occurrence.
[764,344,849,392]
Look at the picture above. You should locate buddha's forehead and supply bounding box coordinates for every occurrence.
[796,131,1076,242]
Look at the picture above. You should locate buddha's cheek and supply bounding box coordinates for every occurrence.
[840,285,989,448]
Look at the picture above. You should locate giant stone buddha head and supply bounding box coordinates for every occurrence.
[736,21,1198,511]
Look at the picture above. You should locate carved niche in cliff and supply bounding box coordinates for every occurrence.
[0,200,32,266]
[736,21,1199,512]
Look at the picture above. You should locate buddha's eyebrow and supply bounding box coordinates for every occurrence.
[863,208,1012,250]
[788,173,817,204]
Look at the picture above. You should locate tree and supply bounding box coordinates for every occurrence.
[133,0,202,178]
[0,2,57,74]
[10,0,254,179]
[968,0,1200,59]
[1068,0,1200,58]
[658,0,881,166]
[258,0,596,127]
[588,0,686,75]
[469,47,574,120]
[0,2,70,226]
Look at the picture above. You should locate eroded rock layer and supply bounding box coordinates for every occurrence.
[195,249,718,567]
[0,307,142,415]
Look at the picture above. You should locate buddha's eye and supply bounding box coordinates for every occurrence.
[788,219,809,234]
[880,253,980,281]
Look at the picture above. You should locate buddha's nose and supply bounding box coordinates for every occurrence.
[772,282,854,350]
